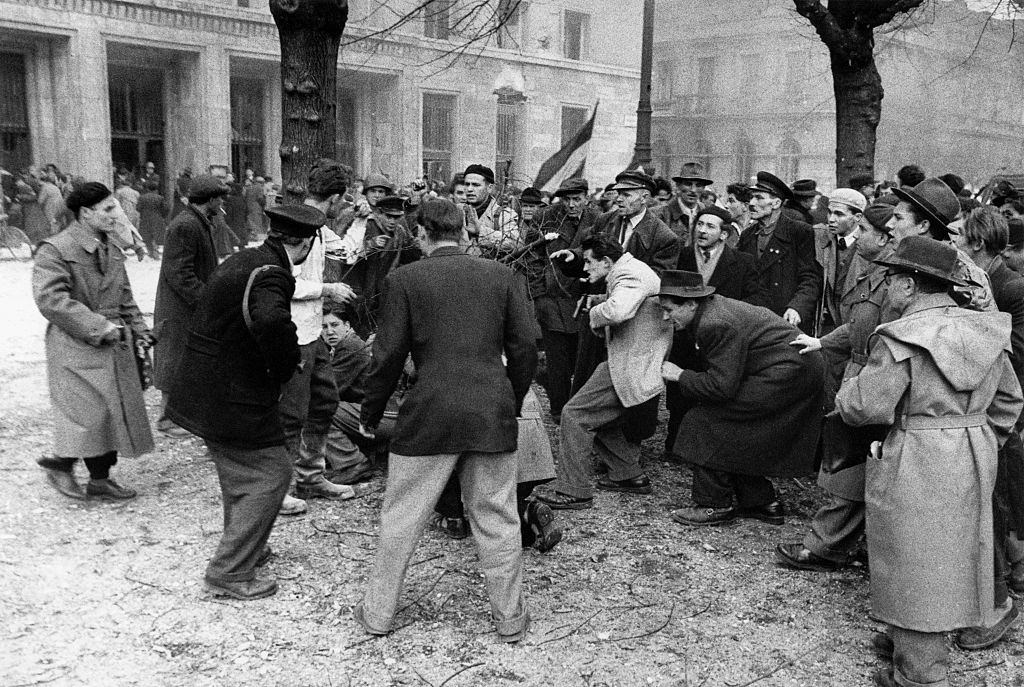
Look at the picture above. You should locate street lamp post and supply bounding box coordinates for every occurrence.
[632,0,655,169]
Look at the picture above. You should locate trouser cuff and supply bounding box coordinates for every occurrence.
[894,670,949,687]
[493,604,529,636]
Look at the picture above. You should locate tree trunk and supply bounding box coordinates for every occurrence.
[270,0,348,203]
[831,57,883,188]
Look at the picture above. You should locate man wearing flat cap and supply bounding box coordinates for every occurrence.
[665,163,712,245]
[153,174,230,437]
[814,188,867,337]
[463,163,520,255]
[737,170,821,333]
[167,203,326,600]
[789,179,820,225]
[658,270,825,527]
[525,178,600,422]
[834,236,1023,687]
[33,182,154,501]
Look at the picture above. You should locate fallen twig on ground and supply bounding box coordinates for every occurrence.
[535,608,603,646]
[603,600,675,642]
[956,658,1005,673]
[123,572,174,593]
[411,553,443,567]
[309,520,375,538]
[727,642,820,687]
[397,570,450,614]
[437,662,484,687]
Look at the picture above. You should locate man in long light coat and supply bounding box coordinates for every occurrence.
[534,235,672,510]
[836,237,1023,687]
[32,182,154,500]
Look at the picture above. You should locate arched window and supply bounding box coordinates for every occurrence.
[735,137,754,184]
[778,138,801,183]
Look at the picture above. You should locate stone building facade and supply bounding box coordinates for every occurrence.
[0,0,641,192]
[651,0,1024,192]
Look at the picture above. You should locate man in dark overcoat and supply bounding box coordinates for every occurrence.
[664,162,712,246]
[166,205,324,600]
[737,171,821,334]
[354,198,537,642]
[658,271,825,526]
[665,205,758,457]
[33,182,154,500]
[153,175,229,436]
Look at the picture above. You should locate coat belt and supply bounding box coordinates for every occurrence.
[899,413,987,430]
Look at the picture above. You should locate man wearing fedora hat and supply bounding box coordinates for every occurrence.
[834,235,1022,687]
[665,162,713,244]
[737,170,821,333]
[657,271,825,526]
[528,178,600,422]
[167,203,329,599]
[777,200,898,572]
[887,176,996,313]
[789,179,819,225]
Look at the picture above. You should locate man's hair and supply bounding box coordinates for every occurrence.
[416,198,463,241]
[897,164,925,188]
[448,173,466,194]
[581,235,624,262]
[962,206,1009,255]
[726,183,752,203]
[654,177,672,196]
[904,272,949,294]
[322,303,352,322]
[307,158,353,201]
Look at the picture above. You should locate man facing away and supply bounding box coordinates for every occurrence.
[354,198,537,642]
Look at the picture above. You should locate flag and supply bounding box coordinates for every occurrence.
[534,102,597,193]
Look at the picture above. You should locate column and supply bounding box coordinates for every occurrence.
[265,72,282,183]
[200,45,232,170]
[58,25,109,181]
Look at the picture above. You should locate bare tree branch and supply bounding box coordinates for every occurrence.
[864,0,929,28]
[792,0,847,48]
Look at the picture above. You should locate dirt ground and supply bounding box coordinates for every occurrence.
[1,255,1022,687]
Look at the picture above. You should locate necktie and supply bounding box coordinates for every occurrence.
[701,248,711,263]
[618,218,628,246]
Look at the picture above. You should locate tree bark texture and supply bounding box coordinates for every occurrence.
[270,0,348,203]
[793,0,925,187]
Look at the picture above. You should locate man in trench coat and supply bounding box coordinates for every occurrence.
[836,237,1023,687]
[658,271,825,527]
[32,182,154,500]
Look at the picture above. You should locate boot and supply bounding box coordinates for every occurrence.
[86,478,137,500]
[279,493,308,515]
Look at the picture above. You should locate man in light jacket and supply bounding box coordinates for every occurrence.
[534,235,672,510]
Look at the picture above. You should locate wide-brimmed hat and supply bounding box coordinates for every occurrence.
[750,171,795,203]
[671,162,713,186]
[791,179,818,198]
[611,170,656,195]
[892,178,960,240]
[658,270,716,299]
[553,177,589,197]
[873,235,966,286]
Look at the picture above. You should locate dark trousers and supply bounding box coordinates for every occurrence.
[571,326,606,396]
[540,327,577,419]
[278,339,338,485]
[205,442,292,583]
[52,451,117,479]
[992,433,1023,606]
[664,384,692,455]
[691,465,775,509]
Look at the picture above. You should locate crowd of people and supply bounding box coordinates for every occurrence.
[22,153,1024,687]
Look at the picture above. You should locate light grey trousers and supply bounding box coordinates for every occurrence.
[361,451,528,636]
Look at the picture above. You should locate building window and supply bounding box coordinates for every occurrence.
[0,52,31,174]
[696,56,717,101]
[230,78,264,178]
[563,11,589,60]
[495,104,517,178]
[424,0,452,40]
[783,51,807,101]
[109,64,164,176]
[778,138,801,182]
[740,54,760,106]
[561,105,589,147]
[735,137,754,183]
[496,0,524,49]
[423,92,455,183]
[336,88,358,170]
[654,61,675,103]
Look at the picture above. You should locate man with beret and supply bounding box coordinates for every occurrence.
[525,178,601,422]
[778,201,898,572]
[273,161,360,515]
[664,163,712,246]
[33,182,154,500]
[664,205,758,457]
[833,236,1022,687]
[153,174,229,437]
[463,163,520,256]
[534,235,672,509]
[814,188,867,337]
[166,203,325,599]
[737,171,821,334]
[658,270,825,526]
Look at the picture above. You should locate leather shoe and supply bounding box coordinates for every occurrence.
[872,632,894,660]
[295,479,355,500]
[596,474,652,494]
[740,501,785,525]
[775,543,849,572]
[42,468,86,500]
[872,669,897,687]
[205,574,278,600]
[279,494,308,515]
[532,487,593,510]
[353,602,389,636]
[670,506,737,526]
[523,500,562,553]
[433,515,470,540]
[86,478,137,500]
[956,599,1019,650]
